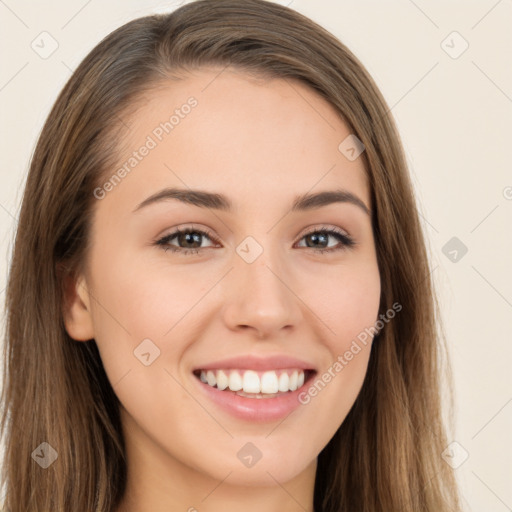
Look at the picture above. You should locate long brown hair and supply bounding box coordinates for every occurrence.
[1,1,462,510]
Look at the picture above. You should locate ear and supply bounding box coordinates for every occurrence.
[59,264,95,341]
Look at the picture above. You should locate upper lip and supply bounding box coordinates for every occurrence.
[193,354,317,372]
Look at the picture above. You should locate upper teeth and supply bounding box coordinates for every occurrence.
[198,369,306,394]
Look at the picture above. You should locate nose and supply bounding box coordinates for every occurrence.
[221,245,303,339]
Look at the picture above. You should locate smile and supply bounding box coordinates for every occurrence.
[193,368,314,397]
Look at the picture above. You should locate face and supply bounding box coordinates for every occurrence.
[65,67,380,498]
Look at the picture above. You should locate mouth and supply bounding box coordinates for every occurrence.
[192,368,317,399]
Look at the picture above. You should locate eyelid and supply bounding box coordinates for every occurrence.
[299,224,350,238]
[155,224,219,248]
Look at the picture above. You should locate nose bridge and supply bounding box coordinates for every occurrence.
[222,234,301,336]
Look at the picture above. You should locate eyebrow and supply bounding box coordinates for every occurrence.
[132,187,371,216]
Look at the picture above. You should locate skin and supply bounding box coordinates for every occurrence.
[64,67,381,512]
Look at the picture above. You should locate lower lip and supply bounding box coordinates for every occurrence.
[193,372,315,422]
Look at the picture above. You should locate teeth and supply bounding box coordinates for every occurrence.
[260,371,279,394]
[216,369,229,390]
[235,390,279,399]
[197,368,307,394]
[297,370,304,388]
[243,370,260,393]
[289,370,298,391]
[206,370,216,387]
[229,371,243,391]
[278,372,289,392]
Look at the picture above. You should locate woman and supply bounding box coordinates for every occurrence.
[0,0,462,510]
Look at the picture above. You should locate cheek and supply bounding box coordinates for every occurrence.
[303,257,381,349]
[88,246,209,340]
[297,259,380,427]
[86,246,223,394]
[85,250,205,436]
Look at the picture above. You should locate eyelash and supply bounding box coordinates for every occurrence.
[155,225,356,256]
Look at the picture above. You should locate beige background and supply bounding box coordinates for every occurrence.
[1,1,511,510]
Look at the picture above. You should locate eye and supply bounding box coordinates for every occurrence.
[155,226,218,256]
[155,224,355,256]
[295,226,355,254]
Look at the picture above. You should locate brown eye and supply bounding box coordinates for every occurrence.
[296,227,355,253]
[156,227,217,255]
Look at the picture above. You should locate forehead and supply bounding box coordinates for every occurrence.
[105,67,370,213]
